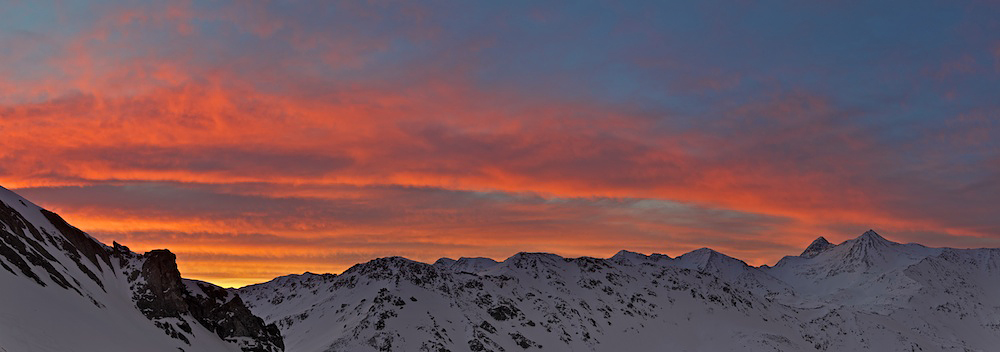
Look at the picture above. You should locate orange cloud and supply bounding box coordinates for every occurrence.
[3,1,998,286]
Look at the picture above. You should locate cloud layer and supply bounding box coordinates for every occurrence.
[2,1,998,286]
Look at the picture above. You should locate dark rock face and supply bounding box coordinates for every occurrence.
[0,199,89,296]
[800,236,835,258]
[186,280,285,352]
[135,250,190,319]
[41,209,113,274]
[131,249,284,352]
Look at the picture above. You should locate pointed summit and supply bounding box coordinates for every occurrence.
[854,229,894,246]
[832,229,899,269]
[800,236,835,258]
[860,229,882,239]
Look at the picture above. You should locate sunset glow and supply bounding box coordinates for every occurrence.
[2,1,999,287]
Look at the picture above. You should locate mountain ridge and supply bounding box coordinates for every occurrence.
[0,186,283,352]
[5,185,1000,351]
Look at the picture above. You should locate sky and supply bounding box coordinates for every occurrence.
[1,1,999,287]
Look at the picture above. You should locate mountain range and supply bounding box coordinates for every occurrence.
[3,185,1000,351]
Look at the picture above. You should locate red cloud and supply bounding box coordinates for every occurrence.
[3,1,997,286]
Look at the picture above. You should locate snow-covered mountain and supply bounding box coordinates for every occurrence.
[0,186,283,352]
[239,233,1000,351]
[7,185,1000,351]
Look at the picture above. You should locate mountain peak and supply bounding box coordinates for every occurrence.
[855,229,894,246]
[674,248,747,272]
[688,247,717,255]
[801,236,835,258]
[822,229,900,271]
[433,257,456,266]
[611,249,645,259]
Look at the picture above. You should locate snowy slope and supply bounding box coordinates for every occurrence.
[765,230,944,306]
[0,186,283,352]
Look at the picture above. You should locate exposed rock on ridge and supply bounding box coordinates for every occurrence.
[800,236,834,258]
[129,248,284,352]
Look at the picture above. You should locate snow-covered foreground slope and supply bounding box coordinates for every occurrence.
[0,186,283,352]
[240,231,1000,352]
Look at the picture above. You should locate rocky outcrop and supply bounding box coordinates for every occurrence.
[1,187,285,352]
[186,280,285,352]
[135,250,190,319]
[130,249,284,352]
